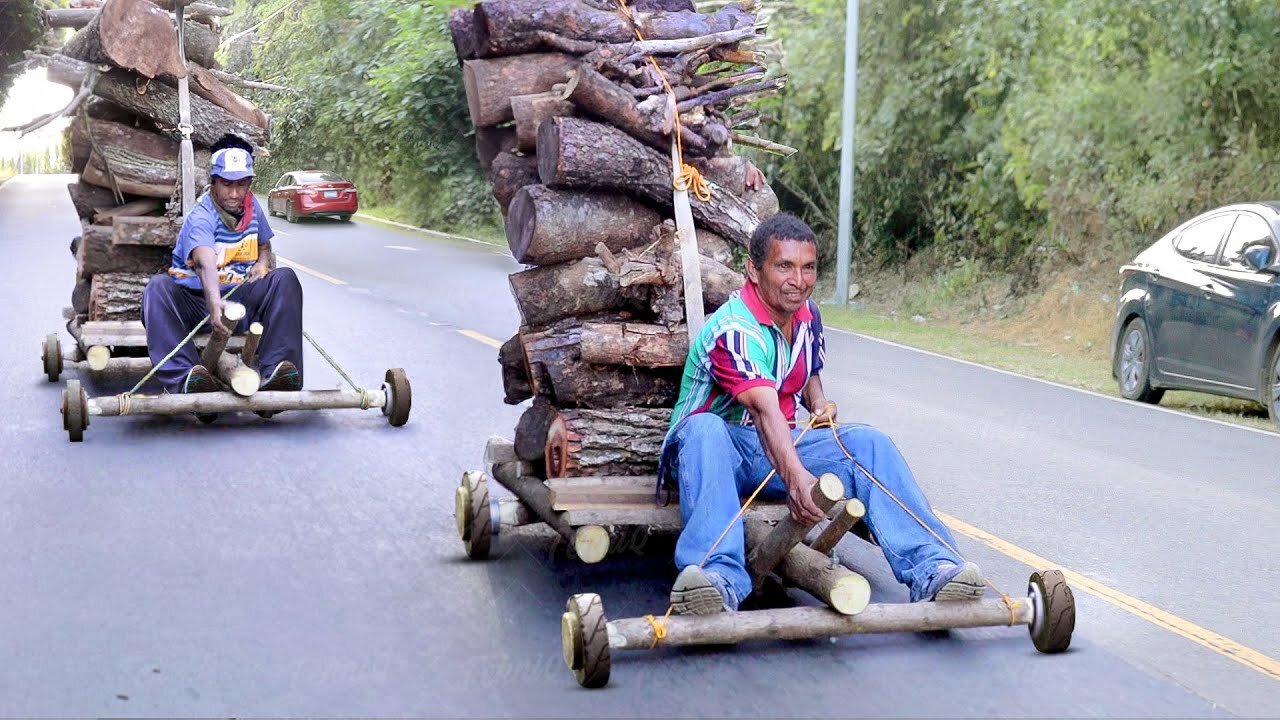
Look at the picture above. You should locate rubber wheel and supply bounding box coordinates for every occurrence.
[383,368,411,427]
[1028,569,1075,654]
[339,213,352,223]
[1265,343,1280,429]
[1116,318,1164,404]
[456,471,492,560]
[285,201,298,223]
[61,379,87,443]
[563,593,611,688]
[42,332,62,382]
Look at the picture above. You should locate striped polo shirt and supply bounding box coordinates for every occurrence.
[664,281,826,449]
[168,191,274,290]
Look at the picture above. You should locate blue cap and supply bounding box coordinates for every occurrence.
[210,147,254,180]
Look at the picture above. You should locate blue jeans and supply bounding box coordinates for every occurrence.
[667,413,964,603]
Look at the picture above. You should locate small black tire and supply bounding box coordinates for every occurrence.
[42,332,62,382]
[563,593,611,689]
[338,213,353,223]
[456,471,492,560]
[1028,569,1075,654]
[1115,317,1164,404]
[285,201,298,223]
[383,368,411,427]
[61,379,87,442]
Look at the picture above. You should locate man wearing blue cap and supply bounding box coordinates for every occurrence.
[141,135,304,404]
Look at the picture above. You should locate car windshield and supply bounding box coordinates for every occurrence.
[294,172,346,184]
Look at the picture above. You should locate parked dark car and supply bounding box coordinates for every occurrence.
[266,170,358,222]
[1111,202,1280,425]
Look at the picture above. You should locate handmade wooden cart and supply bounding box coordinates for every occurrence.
[457,436,1077,689]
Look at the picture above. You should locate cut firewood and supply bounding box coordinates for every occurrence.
[76,223,171,279]
[111,216,179,246]
[520,317,680,408]
[510,90,575,152]
[515,395,559,461]
[745,517,872,616]
[186,63,270,129]
[488,149,539,212]
[448,7,479,63]
[68,180,129,221]
[476,127,519,176]
[544,406,671,477]
[60,0,187,79]
[88,272,150,321]
[508,256,642,328]
[93,197,163,225]
[462,53,576,128]
[567,64,710,155]
[500,332,535,406]
[505,185,661,265]
[578,321,688,367]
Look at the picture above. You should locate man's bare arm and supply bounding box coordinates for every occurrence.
[190,245,226,328]
[737,385,825,523]
[801,374,837,425]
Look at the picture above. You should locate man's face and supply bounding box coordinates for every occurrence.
[747,236,818,321]
[211,176,252,214]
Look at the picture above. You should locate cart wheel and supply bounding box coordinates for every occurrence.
[61,379,88,442]
[382,368,411,427]
[562,593,610,689]
[42,333,62,382]
[1028,569,1075,654]
[455,471,492,560]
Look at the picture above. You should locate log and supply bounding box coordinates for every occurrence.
[472,0,755,57]
[508,256,641,327]
[67,180,127,220]
[43,55,268,151]
[692,154,779,222]
[489,459,577,544]
[111,216,179,246]
[572,525,611,564]
[510,90,575,152]
[42,8,99,29]
[240,322,263,367]
[538,117,760,246]
[544,407,671,478]
[88,388,388,417]
[578,321,688,367]
[745,517,871,615]
[93,197,163,225]
[179,19,220,69]
[449,7,479,63]
[72,278,92,315]
[505,185,661,265]
[521,318,679,408]
[199,301,244,370]
[567,64,709,155]
[60,0,187,80]
[186,63,270,130]
[476,126,519,175]
[514,396,558,461]
[215,352,259,397]
[76,223,171,279]
[89,271,150,321]
[462,53,576,128]
[809,498,867,555]
[602,225,745,323]
[499,332,534,405]
[488,150,539,213]
[74,117,211,197]
[746,472,844,591]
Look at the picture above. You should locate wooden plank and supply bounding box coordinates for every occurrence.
[561,502,788,530]
[78,320,245,350]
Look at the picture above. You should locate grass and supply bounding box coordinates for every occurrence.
[356,201,506,248]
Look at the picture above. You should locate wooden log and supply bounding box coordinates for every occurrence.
[521,318,679,408]
[472,0,755,57]
[809,498,867,555]
[567,64,710,155]
[72,278,92,316]
[199,301,244,370]
[545,406,671,478]
[745,517,871,615]
[42,8,99,28]
[489,459,577,543]
[448,7,479,63]
[508,256,640,327]
[186,63,270,130]
[537,117,760,246]
[692,154,779,222]
[545,475,661,508]
[85,344,114,371]
[511,90,575,152]
[505,185,661,265]
[514,396,558,461]
[76,223,171,279]
[462,53,576,128]
[74,116,211,197]
[87,388,387,417]
[476,127,519,175]
[88,271,150,321]
[578,321,688,367]
[43,55,268,151]
[214,351,259,397]
[746,473,844,591]
[67,180,127,221]
[601,224,745,323]
[240,322,263,367]
[111,216,179,246]
[572,525,611,563]
[488,150,539,213]
[60,0,187,80]
[179,19,220,69]
[93,197,163,225]
[602,598,1034,650]
[499,332,534,405]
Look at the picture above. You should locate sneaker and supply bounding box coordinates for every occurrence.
[182,365,221,424]
[670,565,738,615]
[259,360,302,392]
[924,561,987,602]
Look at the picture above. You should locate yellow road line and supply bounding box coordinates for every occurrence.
[939,511,1280,682]
[276,256,347,286]
[457,329,502,349]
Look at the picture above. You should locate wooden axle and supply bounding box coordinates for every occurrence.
[86,388,387,417]
[746,472,843,590]
[604,598,1032,650]
[809,498,867,555]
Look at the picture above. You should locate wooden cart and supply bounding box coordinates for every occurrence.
[457,436,1077,689]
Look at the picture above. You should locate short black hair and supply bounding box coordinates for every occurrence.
[211,133,253,156]
[749,212,817,267]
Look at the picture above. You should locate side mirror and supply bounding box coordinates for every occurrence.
[1243,245,1276,272]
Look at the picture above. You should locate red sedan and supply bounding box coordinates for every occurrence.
[266,170,358,223]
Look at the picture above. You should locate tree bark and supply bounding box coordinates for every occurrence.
[488,150,539,213]
[514,395,558,461]
[112,216,179,246]
[578,321,688,367]
[72,278,93,316]
[89,271,151,321]
[499,332,534,405]
[520,317,680,408]
[76,223,172,279]
[67,180,129,221]
[545,406,671,477]
[462,53,576,128]
[475,126,519,176]
[179,19,220,69]
[510,90,575,152]
[75,116,211,197]
[186,63,270,129]
[60,0,187,80]
[448,7,478,63]
[508,256,641,327]
[538,117,760,246]
[472,0,754,58]
[567,63,710,155]
[505,184,661,265]
[600,223,745,323]
[692,153,779,221]
[93,197,163,225]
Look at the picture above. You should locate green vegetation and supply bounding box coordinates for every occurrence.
[0,1,42,102]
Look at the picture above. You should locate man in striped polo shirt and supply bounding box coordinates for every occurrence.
[141,136,303,405]
[661,212,985,614]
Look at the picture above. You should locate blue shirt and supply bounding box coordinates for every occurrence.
[168,191,274,290]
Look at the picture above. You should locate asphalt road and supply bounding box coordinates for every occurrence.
[1,174,1276,716]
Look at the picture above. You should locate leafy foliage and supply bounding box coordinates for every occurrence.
[0,1,44,103]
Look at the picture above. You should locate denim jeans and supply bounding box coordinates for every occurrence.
[667,412,964,603]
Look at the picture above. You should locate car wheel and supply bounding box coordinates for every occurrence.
[1265,343,1280,429]
[339,213,352,223]
[285,201,298,224]
[1117,317,1164,404]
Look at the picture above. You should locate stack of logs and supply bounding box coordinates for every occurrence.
[22,0,271,326]
[451,0,782,480]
